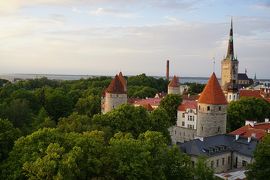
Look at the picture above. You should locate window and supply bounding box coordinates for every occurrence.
[228,156,231,165]
[182,113,185,118]
[211,161,214,168]
[182,122,185,126]
[218,127,220,132]
[216,159,219,167]
[189,116,192,121]
[192,161,195,167]
[199,105,201,110]
[207,106,210,111]
[219,106,221,111]
[222,158,225,165]
[242,160,247,167]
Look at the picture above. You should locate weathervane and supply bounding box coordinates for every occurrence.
[213,57,216,73]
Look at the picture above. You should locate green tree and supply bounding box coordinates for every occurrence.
[149,108,171,142]
[194,156,215,180]
[57,113,92,133]
[159,94,182,125]
[45,90,73,121]
[92,104,151,138]
[247,135,270,180]
[4,99,33,132]
[1,128,106,179]
[75,95,101,117]
[0,119,21,162]
[227,97,270,131]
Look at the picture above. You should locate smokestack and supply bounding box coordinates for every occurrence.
[166,60,169,81]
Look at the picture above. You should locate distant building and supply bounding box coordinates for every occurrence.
[230,119,270,141]
[168,75,180,95]
[221,19,239,103]
[133,98,162,110]
[103,73,127,113]
[237,73,253,88]
[179,134,257,173]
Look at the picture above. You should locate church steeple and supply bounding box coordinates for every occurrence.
[226,18,234,60]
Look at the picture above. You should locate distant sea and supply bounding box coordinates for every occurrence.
[5,74,269,84]
[0,74,211,84]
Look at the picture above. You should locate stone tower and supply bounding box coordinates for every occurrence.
[168,75,180,95]
[221,19,239,101]
[196,73,228,138]
[104,74,127,113]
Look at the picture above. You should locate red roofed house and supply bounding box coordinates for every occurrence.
[230,119,270,141]
[103,74,127,113]
[133,98,162,110]
[177,100,197,129]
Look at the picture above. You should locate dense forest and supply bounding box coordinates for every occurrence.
[0,75,214,179]
[1,74,268,179]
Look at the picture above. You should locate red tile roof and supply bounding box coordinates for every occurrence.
[106,75,126,94]
[230,122,270,140]
[133,98,162,107]
[168,76,179,87]
[198,73,227,105]
[182,94,200,101]
[239,89,263,99]
[178,100,197,111]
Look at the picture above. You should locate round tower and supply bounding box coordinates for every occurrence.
[196,73,228,138]
[168,76,180,95]
[104,75,127,113]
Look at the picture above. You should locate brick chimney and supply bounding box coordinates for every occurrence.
[166,60,169,81]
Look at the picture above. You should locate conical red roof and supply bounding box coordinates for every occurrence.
[198,73,227,105]
[168,76,179,87]
[118,72,127,89]
[106,75,126,94]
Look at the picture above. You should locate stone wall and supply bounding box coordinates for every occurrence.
[196,103,227,138]
[104,93,127,113]
[168,87,180,95]
[169,126,196,143]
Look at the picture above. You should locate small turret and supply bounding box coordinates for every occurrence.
[104,74,127,113]
[168,75,180,95]
[196,73,227,138]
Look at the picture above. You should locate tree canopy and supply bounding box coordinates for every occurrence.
[227,97,270,131]
[247,134,270,180]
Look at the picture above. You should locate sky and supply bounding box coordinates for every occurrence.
[0,0,270,78]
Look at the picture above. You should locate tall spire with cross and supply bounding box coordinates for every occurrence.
[226,18,234,60]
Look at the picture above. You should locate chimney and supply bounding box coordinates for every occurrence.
[166,60,169,81]
[199,137,204,141]
[251,133,256,138]
[248,137,252,143]
[265,118,269,123]
[235,134,239,140]
[245,120,257,127]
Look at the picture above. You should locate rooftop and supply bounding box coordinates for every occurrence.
[230,121,270,140]
[178,100,197,111]
[106,75,126,94]
[168,76,180,87]
[133,98,162,107]
[198,73,227,105]
[179,134,257,158]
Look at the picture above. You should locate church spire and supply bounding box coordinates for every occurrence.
[226,18,234,60]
